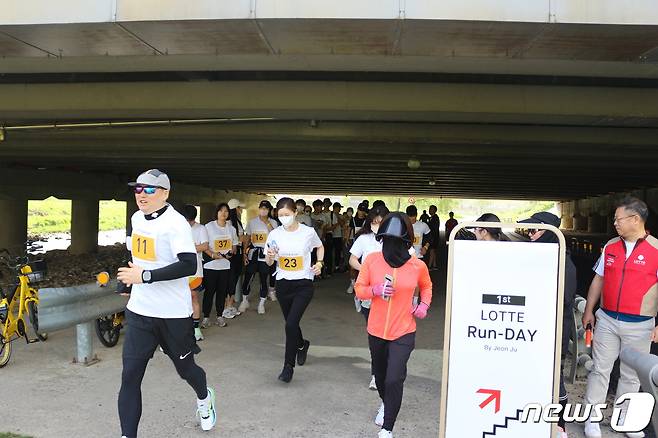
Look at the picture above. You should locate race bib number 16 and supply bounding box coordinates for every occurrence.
[132,234,156,261]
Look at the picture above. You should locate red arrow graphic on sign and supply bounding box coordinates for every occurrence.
[477,388,501,413]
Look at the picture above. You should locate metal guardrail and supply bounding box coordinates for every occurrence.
[620,347,658,434]
[39,280,128,365]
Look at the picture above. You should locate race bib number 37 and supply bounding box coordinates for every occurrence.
[214,238,232,252]
[132,234,156,261]
[279,256,303,271]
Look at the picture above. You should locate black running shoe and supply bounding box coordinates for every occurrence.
[278,364,294,383]
[297,340,310,366]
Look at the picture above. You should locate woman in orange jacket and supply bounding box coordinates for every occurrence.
[355,212,433,438]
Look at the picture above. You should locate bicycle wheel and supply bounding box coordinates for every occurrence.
[27,300,48,342]
[0,336,11,368]
[95,315,121,347]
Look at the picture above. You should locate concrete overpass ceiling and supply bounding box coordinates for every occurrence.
[1,4,657,201]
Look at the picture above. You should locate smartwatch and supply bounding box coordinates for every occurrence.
[142,270,152,284]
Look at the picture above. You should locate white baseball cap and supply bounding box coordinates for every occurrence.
[228,198,246,209]
[128,169,171,190]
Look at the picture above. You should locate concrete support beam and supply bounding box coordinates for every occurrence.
[0,199,27,252]
[70,199,99,255]
[200,202,216,225]
[125,200,139,236]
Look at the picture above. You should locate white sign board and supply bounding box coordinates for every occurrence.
[441,239,562,438]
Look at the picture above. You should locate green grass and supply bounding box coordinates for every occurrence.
[28,197,126,234]
[0,433,33,438]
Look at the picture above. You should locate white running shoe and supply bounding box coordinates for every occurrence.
[369,375,377,390]
[216,317,227,327]
[230,306,241,316]
[201,317,211,329]
[378,429,392,438]
[197,387,217,431]
[258,301,266,315]
[584,420,602,438]
[374,403,385,427]
[222,308,237,319]
[354,296,362,313]
[268,289,277,301]
[238,298,250,313]
[194,328,204,341]
[346,281,354,294]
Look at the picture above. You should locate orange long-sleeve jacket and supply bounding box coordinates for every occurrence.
[355,252,433,341]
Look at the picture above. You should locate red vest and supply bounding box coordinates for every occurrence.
[601,235,658,317]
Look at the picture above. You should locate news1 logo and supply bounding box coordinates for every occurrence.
[522,393,655,433]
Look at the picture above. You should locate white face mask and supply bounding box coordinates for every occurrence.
[279,215,295,228]
[371,224,380,234]
[296,205,305,213]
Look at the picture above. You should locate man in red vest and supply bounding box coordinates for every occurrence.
[582,197,658,438]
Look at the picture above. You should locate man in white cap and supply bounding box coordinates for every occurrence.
[117,169,217,437]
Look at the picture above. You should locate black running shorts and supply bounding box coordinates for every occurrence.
[122,309,201,360]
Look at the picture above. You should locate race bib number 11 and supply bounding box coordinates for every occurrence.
[132,234,156,261]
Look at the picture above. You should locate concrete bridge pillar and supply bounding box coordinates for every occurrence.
[70,199,99,254]
[0,199,28,252]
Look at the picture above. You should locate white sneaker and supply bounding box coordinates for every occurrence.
[216,317,227,327]
[346,281,354,294]
[222,308,237,319]
[194,328,204,341]
[268,288,277,301]
[378,429,392,438]
[374,403,384,427]
[238,299,250,313]
[201,317,211,329]
[369,375,377,390]
[584,420,602,438]
[258,301,266,315]
[354,296,362,313]
[197,387,217,431]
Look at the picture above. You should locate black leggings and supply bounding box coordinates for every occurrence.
[229,251,243,296]
[332,237,344,269]
[276,279,314,367]
[203,268,231,317]
[242,259,272,299]
[369,332,416,432]
[118,311,207,438]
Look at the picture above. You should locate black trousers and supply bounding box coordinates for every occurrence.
[324,236,334,275]
[229,250,243,296]
[276,279,314,367]
[369,332,416,432]
[202,268,231,317]
[118,310,207,438]
[332,237,344,270]
[242,259,271,299]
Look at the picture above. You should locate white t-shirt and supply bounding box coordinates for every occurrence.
[266,224,323,281]
[350,233,382,262]
[126,205,196,318]
[412,220,431,259]
[246,217,279,261]
[298,213,313,228]
[329,211,342,238]
[310,211,329,238]
[594,240,658,277]
[204,221,239,270]
[190,222,209,278]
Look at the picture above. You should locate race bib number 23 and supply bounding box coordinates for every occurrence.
[279,256,303,271]
[132,234,156,261]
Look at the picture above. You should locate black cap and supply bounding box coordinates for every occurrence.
[333,202,342,208]
[376,214,411,243]
[357,203,367,212]
[519,211,560,228]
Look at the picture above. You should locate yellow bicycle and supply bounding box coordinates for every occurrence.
[0,249,48,367]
